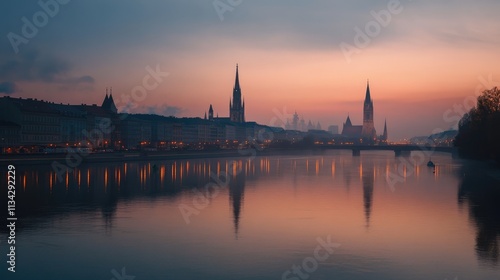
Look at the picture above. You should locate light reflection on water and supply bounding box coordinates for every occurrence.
[0,150,499,280]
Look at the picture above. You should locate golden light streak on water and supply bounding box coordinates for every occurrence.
[65,171,69,190]
[173,162,177,181]
[104,168,108,190]
[117,168,121,187]
[160,165,165,185]
[180,162,183,182]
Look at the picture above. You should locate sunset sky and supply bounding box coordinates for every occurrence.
[1,0,500,140]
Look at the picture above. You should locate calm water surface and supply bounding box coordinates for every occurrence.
[1,151,499,280]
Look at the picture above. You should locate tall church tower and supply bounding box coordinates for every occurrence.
[229,64,245,123]
[381,119,388,142]
[361,81,376,141]
[208,104,214,121]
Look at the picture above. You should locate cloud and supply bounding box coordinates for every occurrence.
[0,49,95,85]
[142,104,184,117]
[2,0,500,57]
[62,75,95,85]
[0,81,16,94]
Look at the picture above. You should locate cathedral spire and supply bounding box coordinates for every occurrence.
[345,114,352,126]
[365,79,371,103]
[229,64,245,123]
[102,88,109,107]
[108,87,114,103]
[234,64,240,91]
[382,119,388,141]
[208,104,214,120]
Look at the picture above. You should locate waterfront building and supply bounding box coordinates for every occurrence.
[342,81,385,143]
[0,96,61,149]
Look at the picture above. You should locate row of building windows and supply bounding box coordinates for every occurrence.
[23,114,58,124]
[0,129,19,135]
[61,125,86,134]
[23,124,59,133]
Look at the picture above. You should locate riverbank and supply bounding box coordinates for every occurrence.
[0,148,324,166]
[459,159,500,182]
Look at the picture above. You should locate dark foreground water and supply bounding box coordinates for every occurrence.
[1,150,499,280]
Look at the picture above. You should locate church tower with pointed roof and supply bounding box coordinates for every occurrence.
[361,80,376,141]
[381,119,388,142]
[345,114,352,126]
[101,87,117,114]
[229,64,245,123]
[208,104,214,121]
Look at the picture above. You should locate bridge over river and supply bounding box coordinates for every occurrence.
[316,144,457,157]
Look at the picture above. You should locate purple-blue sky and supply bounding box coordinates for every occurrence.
[1,0,500,140]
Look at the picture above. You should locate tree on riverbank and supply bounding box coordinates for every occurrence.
[454,87,500,161]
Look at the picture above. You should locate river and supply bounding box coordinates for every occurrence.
[1,150,499,279]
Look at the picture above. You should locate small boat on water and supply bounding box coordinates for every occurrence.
[427,160,435,167]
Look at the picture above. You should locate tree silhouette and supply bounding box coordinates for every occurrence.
[455,87,500,162]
